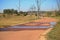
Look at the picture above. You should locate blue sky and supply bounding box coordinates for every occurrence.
[0,0,59,12]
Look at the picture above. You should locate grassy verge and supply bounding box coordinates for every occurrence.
[0,15,37,28]
[47,16,60,40]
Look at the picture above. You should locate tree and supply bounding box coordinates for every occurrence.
[56,0,60,16]
[47,12,52,17]
[3,9,19,16]
[3,9,13,15]
[20,11,28,16]
[3,9,11,17]
[14,10,19,16]
[55,11,60,16]
[23,12,28,16]
[56,0,60,11]
[29,4,36,16]
[36,0,41,18]
[11,9,15,15]
[19,0,20,12]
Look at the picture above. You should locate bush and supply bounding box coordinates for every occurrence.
[55,11,60,16]
[3,14,5,17]
[23,13,28,16]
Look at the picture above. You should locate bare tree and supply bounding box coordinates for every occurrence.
[36,0,41,18]
[56,0,60,11]
[29,4,36,16]
[56,0,60,16]
[19,0,20,12]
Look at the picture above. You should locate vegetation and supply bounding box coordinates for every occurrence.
[47,16,60,40]
[0,8,60,28]
[55,11,60,16]
[3,9,29,16]
[0,8,40,28]
[0,14,38,28]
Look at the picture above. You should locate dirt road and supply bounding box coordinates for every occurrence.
[0,17,57,40]
[0,29,47,40]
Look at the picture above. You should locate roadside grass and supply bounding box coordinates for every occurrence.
[0,15,37,28]
[47,16,60,40]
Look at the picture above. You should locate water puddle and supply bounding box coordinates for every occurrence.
[0,22,56,31]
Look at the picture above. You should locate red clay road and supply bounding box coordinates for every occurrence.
[0,29,47,40]
[0,17,57,40]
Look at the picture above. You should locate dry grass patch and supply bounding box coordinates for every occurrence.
[0,15,37,28]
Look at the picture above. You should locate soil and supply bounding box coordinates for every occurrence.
[0,17,57,40]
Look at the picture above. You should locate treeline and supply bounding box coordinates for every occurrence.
[0,9,60,18]
[55,11,60,16]
[3,9,28,17]
[42,11,60,17]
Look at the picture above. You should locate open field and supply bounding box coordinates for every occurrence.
[0,13,59,40]
[0,16,57,40]
[0,15,38,28]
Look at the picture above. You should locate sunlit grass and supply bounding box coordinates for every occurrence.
[47,16,60,40]
[0,15,37,28]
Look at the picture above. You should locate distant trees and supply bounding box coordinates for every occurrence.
[3,9,28,17]
[4,9,18,15]
[55,11,60,16]
[14,10,18,15]
[3,9,18,17]
[3,9,18,15]
[23,12,28,16]
[47,12,52,17]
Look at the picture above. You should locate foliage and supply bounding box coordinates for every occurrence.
[3,9,18,15]
[55,11,60,16]
[3,9,28,16]
[23,13,28,16]
[47,12,52,17]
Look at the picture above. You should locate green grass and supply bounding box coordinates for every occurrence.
[0,15,38,28]
[47,16,60,40]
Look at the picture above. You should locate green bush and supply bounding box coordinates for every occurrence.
[23,13,28,16]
